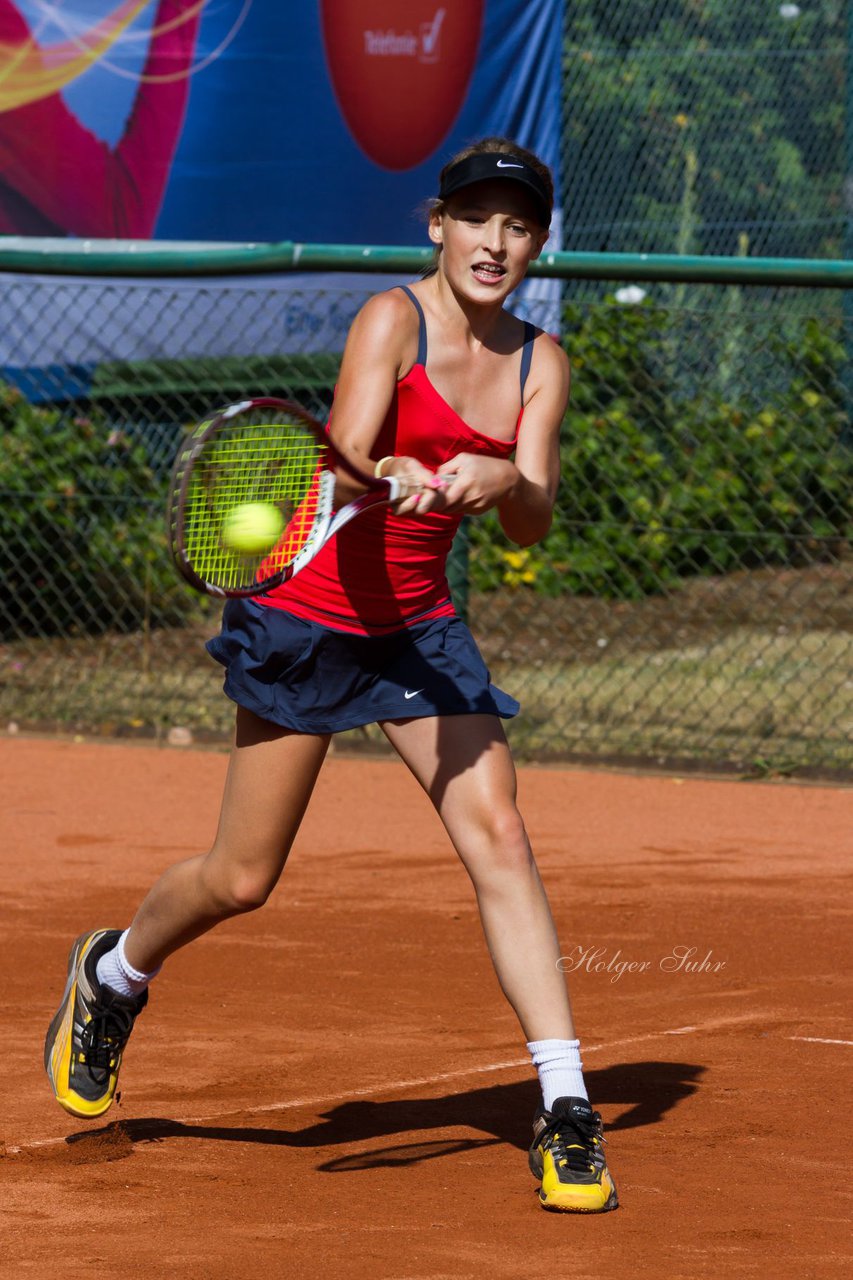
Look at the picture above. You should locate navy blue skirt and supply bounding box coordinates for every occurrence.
[206,598,519,733]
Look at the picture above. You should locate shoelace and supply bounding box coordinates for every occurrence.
[79,1003,137,1073]
[539,1111,606,1174]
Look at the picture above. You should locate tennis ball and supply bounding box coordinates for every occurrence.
[221,501,285,555]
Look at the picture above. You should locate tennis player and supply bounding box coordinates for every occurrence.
[45,137,618,1214]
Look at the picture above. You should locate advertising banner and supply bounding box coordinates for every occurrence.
[2,0,561,242]
[1,1,562,387]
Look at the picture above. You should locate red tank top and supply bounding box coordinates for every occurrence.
[259,288,535,636]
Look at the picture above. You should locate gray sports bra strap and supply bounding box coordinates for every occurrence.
[398,285,428,366]
[520,322,536,399]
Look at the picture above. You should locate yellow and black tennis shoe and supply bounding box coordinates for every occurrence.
[529,1095,619,1213]
[44,928,147,1119]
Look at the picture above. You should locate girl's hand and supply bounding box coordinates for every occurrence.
[382,455,449,516]
[434,453,518,514]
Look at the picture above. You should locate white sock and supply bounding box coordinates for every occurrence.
[96,929,160,998]
[527,1038,588,1111]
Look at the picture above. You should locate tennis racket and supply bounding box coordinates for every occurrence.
[168,397,417,599]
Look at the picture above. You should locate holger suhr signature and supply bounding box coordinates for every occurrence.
[558,944,726,983]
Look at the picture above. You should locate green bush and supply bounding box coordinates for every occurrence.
[0,385,193,636]
[470,298,852,598]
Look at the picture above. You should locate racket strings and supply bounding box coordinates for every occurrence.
[181,419,327,590]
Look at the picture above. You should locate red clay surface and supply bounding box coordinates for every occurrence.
[1,736,851,1279]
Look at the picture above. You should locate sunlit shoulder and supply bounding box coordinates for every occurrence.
[344,286,421,375]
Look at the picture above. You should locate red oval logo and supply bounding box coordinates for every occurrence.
[321,2,484,171]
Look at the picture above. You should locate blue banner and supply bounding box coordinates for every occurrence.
[2,1,562,246]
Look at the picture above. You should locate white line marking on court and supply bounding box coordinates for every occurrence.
[0,1012,786,1156]
[788,1036,853,1046]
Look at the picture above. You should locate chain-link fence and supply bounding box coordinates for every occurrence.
[563,2,846,260]
[0,266,851,775]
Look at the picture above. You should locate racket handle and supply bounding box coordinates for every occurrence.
[385,473,453,501]
[385,475,417,501]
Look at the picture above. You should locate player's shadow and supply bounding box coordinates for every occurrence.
[65,1059,703,1171]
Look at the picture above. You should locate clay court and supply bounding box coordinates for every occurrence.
[1,735,850,1278]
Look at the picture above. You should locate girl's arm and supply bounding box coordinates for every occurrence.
[497,335,569,545]
[436,335,570,545]
[328,289,446,514]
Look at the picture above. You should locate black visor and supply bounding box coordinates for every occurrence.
[438,152,551,228]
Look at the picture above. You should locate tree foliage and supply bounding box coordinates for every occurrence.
[563,0,846,258]
[470,295,852,598]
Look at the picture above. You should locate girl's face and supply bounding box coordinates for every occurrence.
[429,179,549,302]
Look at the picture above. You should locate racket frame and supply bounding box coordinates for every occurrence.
[168,397,405,600]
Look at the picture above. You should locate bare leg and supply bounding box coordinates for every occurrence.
[123,707,330,972]
[380,714,574,1042]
